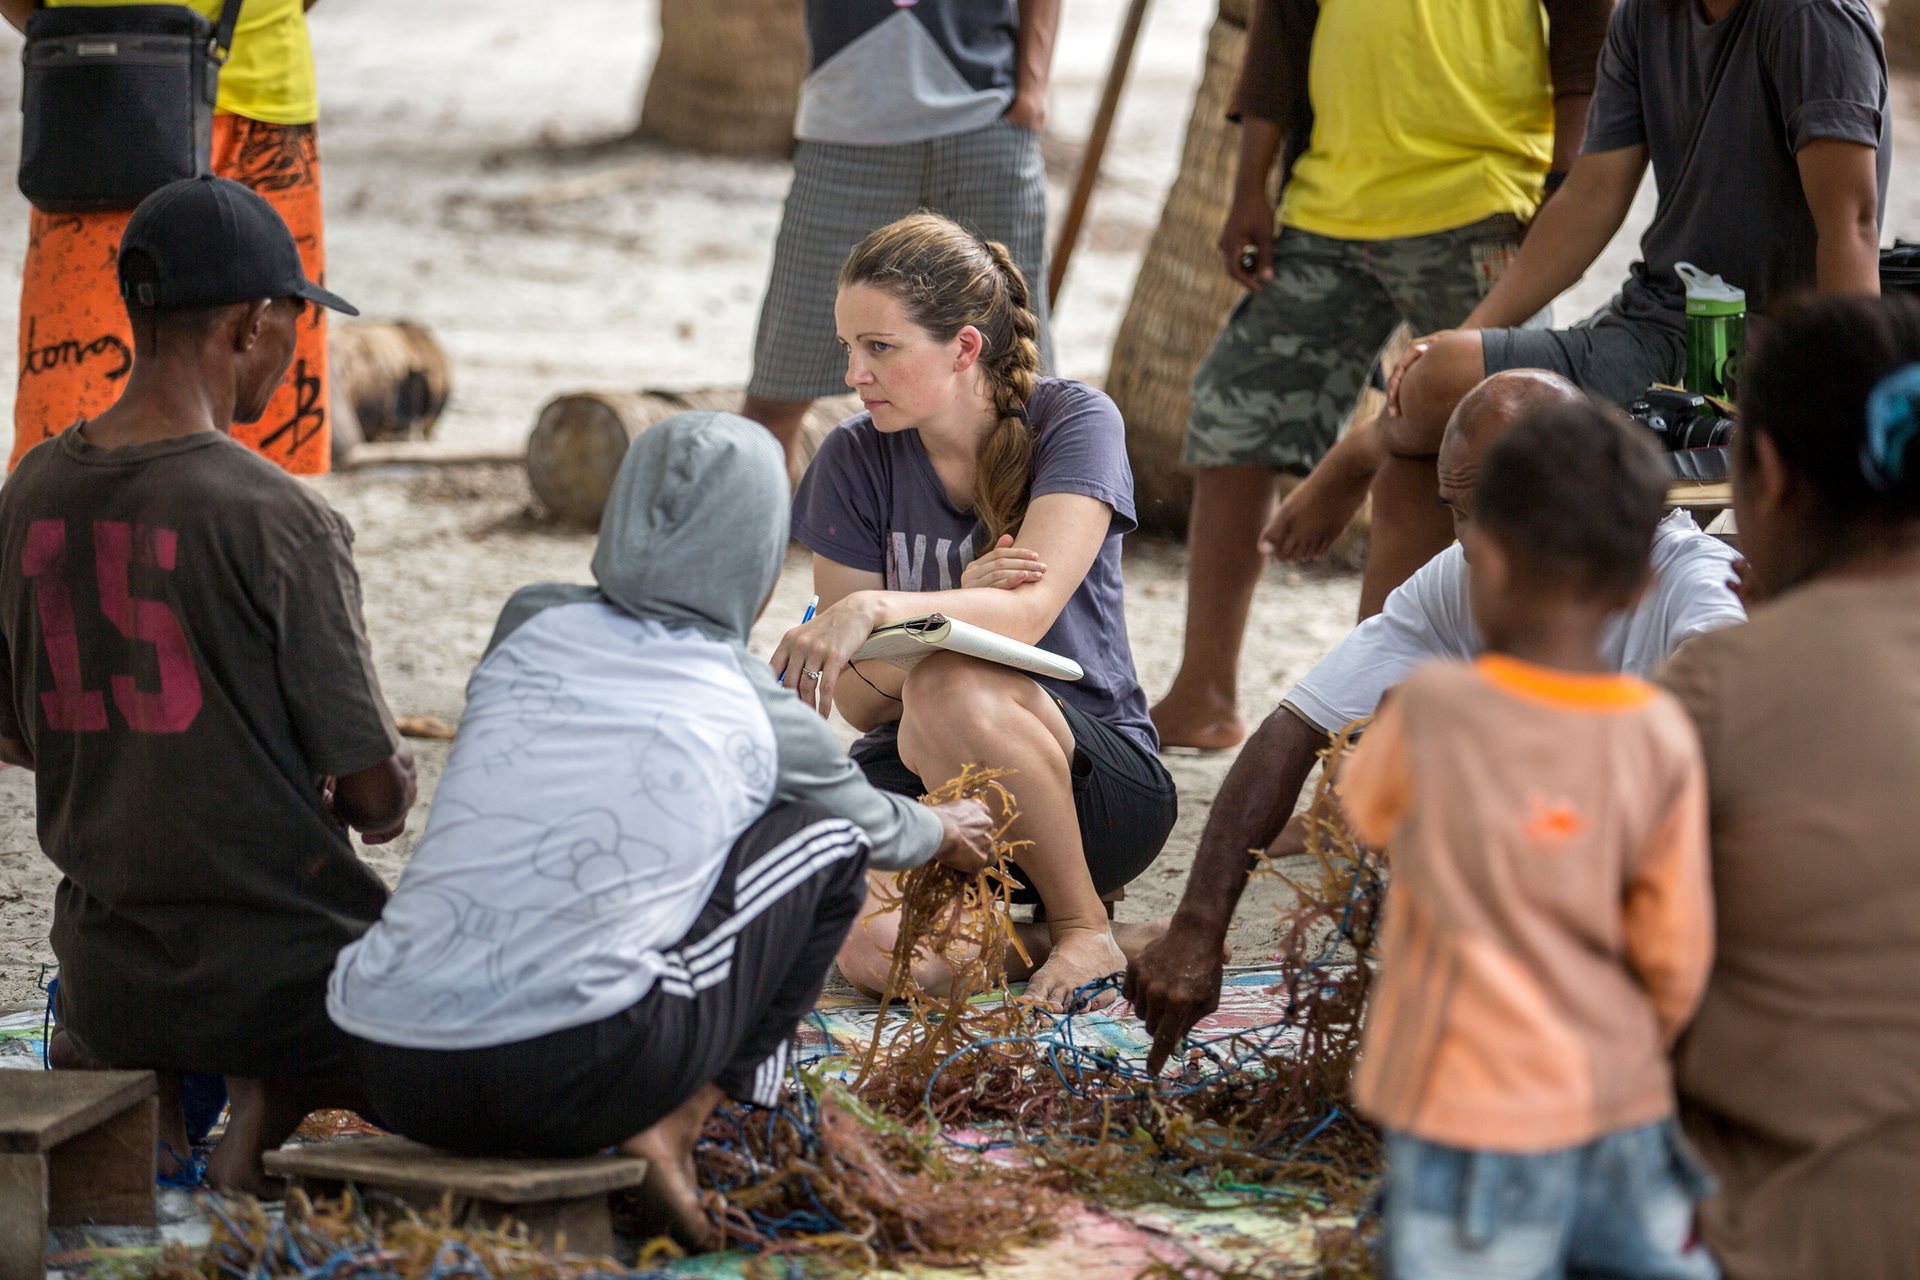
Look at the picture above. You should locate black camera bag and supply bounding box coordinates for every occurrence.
[18,0,245,213]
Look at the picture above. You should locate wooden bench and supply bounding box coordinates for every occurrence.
[264,1136,649,1256]
[1670,478,1732,510]
[0,1070,156,1280]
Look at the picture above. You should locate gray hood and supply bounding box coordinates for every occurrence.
[591,410,789,643]
[480,408,944,873]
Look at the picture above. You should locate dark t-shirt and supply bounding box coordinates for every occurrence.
[0,429,399,1078]
[791,378,1158,754]
[1585,0,1890,323]
[797,0,1018,145]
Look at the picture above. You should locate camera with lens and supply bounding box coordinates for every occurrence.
[1626,388,1736,479]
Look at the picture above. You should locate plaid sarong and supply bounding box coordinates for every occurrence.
[750,118,1052,402]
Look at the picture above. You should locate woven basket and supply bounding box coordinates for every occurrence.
[1104,14,1254,533]
[637,0,806,158]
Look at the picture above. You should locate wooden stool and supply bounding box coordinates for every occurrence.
[0,1070,157,1280]
[265,1136,649,1256]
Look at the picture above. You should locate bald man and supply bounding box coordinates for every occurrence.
[1125,371,1744,1062]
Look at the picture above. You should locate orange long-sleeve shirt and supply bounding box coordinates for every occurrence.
[1342,655,1713,1153]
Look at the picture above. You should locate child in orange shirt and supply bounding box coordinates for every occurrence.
[1342,401,1718,1279]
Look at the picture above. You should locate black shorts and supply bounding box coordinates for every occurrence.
[852,693,1177,903]
[1481,303,1685,406]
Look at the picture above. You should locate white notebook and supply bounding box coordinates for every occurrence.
[852,614,1084,682]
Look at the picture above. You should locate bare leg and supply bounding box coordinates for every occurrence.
[740,394,813,458]
[154,1073,192,1179]
[1260,410,1386,564]
[1358,331,1488,618]
[46,1025,97,1070]
[836,655,1126,1012]
[1356,455,1455,619]
[619,1083,724,1252]
[1151,466,1278,751]
[205,1076,370,1195]
[836,872,986,999]
[205,1078,307,1194]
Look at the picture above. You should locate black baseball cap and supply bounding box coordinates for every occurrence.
[118,175,358,316]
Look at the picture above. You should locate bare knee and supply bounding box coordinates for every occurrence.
[899,654,1074,782]
[900,651,999,704]
[1386,333,1484,457]
[836,916,895,998]
[898,654,1026,758]
[836,896,959,999]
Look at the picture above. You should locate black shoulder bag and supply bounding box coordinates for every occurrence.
[17,0,246,213]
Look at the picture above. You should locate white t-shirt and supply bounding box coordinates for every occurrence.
[1285,511,1745,735]
[328,603,778,1050]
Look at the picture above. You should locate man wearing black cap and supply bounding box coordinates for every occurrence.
[0,176,415,1192]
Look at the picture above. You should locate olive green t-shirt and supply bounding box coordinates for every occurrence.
[0,428,398,1078]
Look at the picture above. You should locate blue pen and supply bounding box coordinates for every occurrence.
[801,594,819,624]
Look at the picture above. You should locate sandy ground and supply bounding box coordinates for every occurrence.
[0,0,1917,1008]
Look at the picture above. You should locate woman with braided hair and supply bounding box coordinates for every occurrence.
[775,212,1178,1009]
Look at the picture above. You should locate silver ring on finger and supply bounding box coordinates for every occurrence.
[803,669,822,681]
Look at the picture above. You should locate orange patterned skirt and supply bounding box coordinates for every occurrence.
[13,115,333,473]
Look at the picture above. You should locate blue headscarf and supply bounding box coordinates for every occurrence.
[1861,363,1920,493]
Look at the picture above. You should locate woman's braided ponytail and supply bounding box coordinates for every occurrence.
[972,236,1042,546]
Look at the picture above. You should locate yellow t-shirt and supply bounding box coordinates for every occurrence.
[1278,0,1553,241]
[48,0,318,125]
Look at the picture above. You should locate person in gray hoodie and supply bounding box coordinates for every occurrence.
[328,411,995,1247]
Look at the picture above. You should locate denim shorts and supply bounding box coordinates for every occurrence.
[1382,1120,1718,1280]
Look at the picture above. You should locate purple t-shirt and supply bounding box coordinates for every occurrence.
[792,378,1158,754]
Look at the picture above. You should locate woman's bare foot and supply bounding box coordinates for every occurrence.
[1260,418,1385,564]
[619,1084,723,1252]
[1149,679,1246,752]
[1023,926,1129,1011]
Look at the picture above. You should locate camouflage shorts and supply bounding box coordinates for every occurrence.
[1185,214,1545,472]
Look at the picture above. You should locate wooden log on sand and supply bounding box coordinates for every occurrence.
[329,320,452,458]
[526,389,859,526]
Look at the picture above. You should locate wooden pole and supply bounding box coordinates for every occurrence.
[1047,0,1153,309]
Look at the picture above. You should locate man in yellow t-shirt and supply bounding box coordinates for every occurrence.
[1151,0,1608,752]
[3,0,338,475]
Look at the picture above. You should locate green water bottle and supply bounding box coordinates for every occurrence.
[1675,261,1746,400]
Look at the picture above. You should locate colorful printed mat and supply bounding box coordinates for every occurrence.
[16,970,1356,1277]
[0,1004,48,1070]
[796,966,1308,1072]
